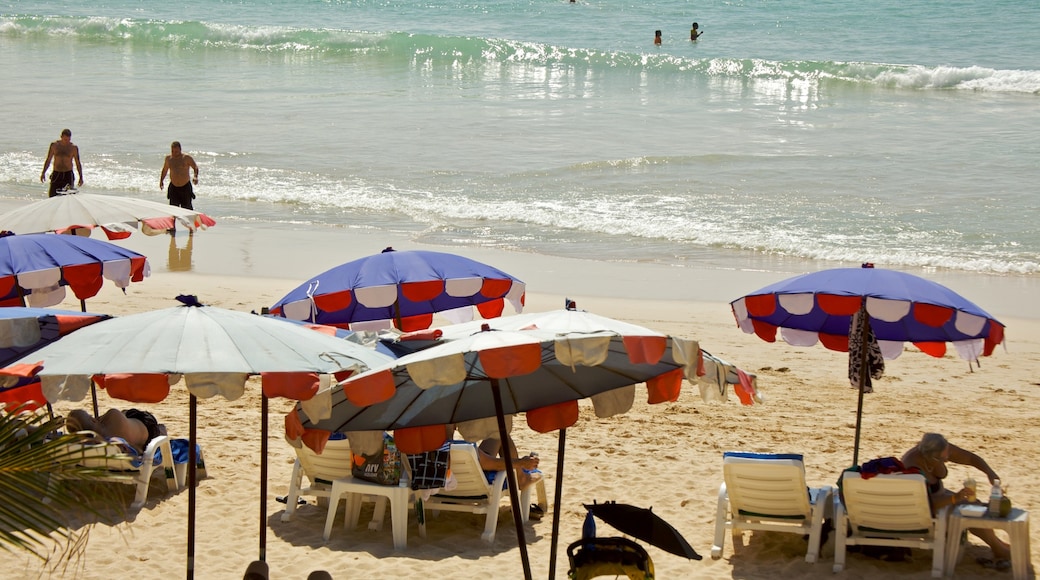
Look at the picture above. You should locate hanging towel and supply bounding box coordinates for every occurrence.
[848,310,884,393]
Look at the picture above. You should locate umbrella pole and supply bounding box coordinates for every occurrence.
[187,394,197,580]
[90,379,99,418]
[547,428,566,580]
[852,304,871,468]
[79,298,87,312]
[490,378,533,580]
[259,394,268,562]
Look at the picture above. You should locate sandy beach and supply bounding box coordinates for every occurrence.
[2,220,1038,580]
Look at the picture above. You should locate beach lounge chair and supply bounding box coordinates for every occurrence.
[420,442,547,544]
[282,436,414,549]
[711,451,832,563]
[833,471,950,578]
[67,433,179,509]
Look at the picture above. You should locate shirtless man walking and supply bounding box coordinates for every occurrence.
[40,128,83,197]
[159,141,199,210]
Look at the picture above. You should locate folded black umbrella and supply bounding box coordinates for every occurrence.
[585,501,702,560]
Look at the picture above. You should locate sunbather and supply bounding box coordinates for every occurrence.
[477,435,542,491]
[902,432,1011,567]
[66,408,166,453]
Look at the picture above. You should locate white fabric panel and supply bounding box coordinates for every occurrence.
[346,431,384,456]
[780,328,820,347]
[354,284,397,308]
[300,374,334,421]
[737,316,755,335]
[669,337,700,380]
[954,311,988,336]
[440,305,475,325]
[866,297,911,323]
[778,293,814,315]
[731,298,749,322]
[407,353,466,388]
[41,374,91,402]
[953,339,984,362]
[0,318,42,348]
[591,385,635,418]
[879,340,904,360]
[555,336,610,367]
[349,318,394,332]
[102,259,133,288]
[444,277,482,297]
[457,415,512,441]
[17,268,61,290]
[26,286,65,308]
[282,300,313,321]
[185,372,248,400]
[504,282,525,312]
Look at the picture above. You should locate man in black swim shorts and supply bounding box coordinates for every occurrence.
[160,141,199,210]
[40,128,83,197]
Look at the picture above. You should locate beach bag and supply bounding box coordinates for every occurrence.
[351,432,402,486]
[406,441,451,490]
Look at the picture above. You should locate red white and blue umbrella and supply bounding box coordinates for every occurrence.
[730,264,1005,465]
[0,232,149,310]
[268,247,525,332]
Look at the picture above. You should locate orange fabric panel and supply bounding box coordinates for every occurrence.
[913,341,947,358]
[55,314,104,334]
[0,382,47,411]
[62,262,104,300]
[476,297,505,319]
[301,323,337,336]
[261,372,320,401]
[751,319,778,342]
[480,343,542,378]
[0,361,43,379]
[99,373,171,403]
[818,332,849,352]
[284,408,305,441]
[314,289,353,312]
[527,400,579,433]
[401,280,444,302]
[817,294,862,316]
[342,370,396,406]
[913,303,954,328]
[141,217,174,231]
[198,214,217,227]
[302,429,332,454]
[99,226,132,240]
[130,256,148,282]
[399,328,443,341]
[398,313,433,332]
[622,335,666,365]
[646,368,683,404]
[394,424,448,454]
[744,294,777,317]
[480,278,512,299]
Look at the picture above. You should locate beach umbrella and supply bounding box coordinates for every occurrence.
[583,501,701,560]
[289,305,749,579]
[0,296,395,579]
[0,307,111,413]
[268,246,525,331]
[0,231,149,311]
[730,264,1005,466]
[0,192,216,239]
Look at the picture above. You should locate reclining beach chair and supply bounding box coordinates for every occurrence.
[711,451,832,563]
[282,436,414,549]
[420,442,546,544]
[67,433,179,509]
[834,471,950,578]
[567,537,654,580]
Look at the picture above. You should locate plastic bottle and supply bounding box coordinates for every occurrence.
[987,479,1002,517]
[582,510,596,541]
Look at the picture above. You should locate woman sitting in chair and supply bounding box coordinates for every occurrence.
[65,408,166,453]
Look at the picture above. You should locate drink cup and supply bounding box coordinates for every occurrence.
[963,478,977,502]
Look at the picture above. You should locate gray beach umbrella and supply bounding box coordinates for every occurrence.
[1,296,394,580]
[0,192,216,238]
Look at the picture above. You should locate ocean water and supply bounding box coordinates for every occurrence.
[2,0,1039,277]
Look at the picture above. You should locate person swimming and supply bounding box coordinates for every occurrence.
[691,22,703,40]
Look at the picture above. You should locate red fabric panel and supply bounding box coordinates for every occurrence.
[342,371,396,406]
[480,278,512,299]
[0,362,43,379]
[62,262,104,300]
[301,323,337,336]
[646,368,683,404]
[817,294,862,316]
[401,280,444,302]
[198,214,217,227]
[302,429,332,454]
[0,276,17,299]
[333,369,355,382]
[984,323,1004,356]
[314,289,353,312]
[818,332,849,352]
[261,372,320,400]
[0,382,47,411]
[399,328,443,341]
[751,319,778,342]
[744,294,777,317]
[913,341,947,358]
[0,297,24,307]
[99,227,131,240]
[284,408,305,441]
[130,256,148,282]
[398,313,433,332]
[480,344,542,378]
[622,336,666,364]
[476,297,505,319]
[142,217,175,231]
[527,400,579,433]
[913,303,954,328]
[394,424,448,454]
[99,373,171,403]
[55,314,105,335]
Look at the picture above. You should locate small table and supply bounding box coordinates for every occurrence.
[944,505,1030,580]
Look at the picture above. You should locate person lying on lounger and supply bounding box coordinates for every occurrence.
[65,408,166,453]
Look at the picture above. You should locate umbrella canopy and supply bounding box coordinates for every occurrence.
[0,307,111,411]
[1,296,394,580]
[289,306,740,580]
[0,192,216,239]
[268,247,525,332]
[584,502,701,560]
[730,265,1005,465]
[0,232,149,310]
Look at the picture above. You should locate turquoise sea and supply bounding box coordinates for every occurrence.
[2,0,1039,277]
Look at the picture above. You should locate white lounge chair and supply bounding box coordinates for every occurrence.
[711,451,832,563]
[68,433,179,509]
[420,442,546,544]
[282,436,414,549]
[833,471,950,578]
